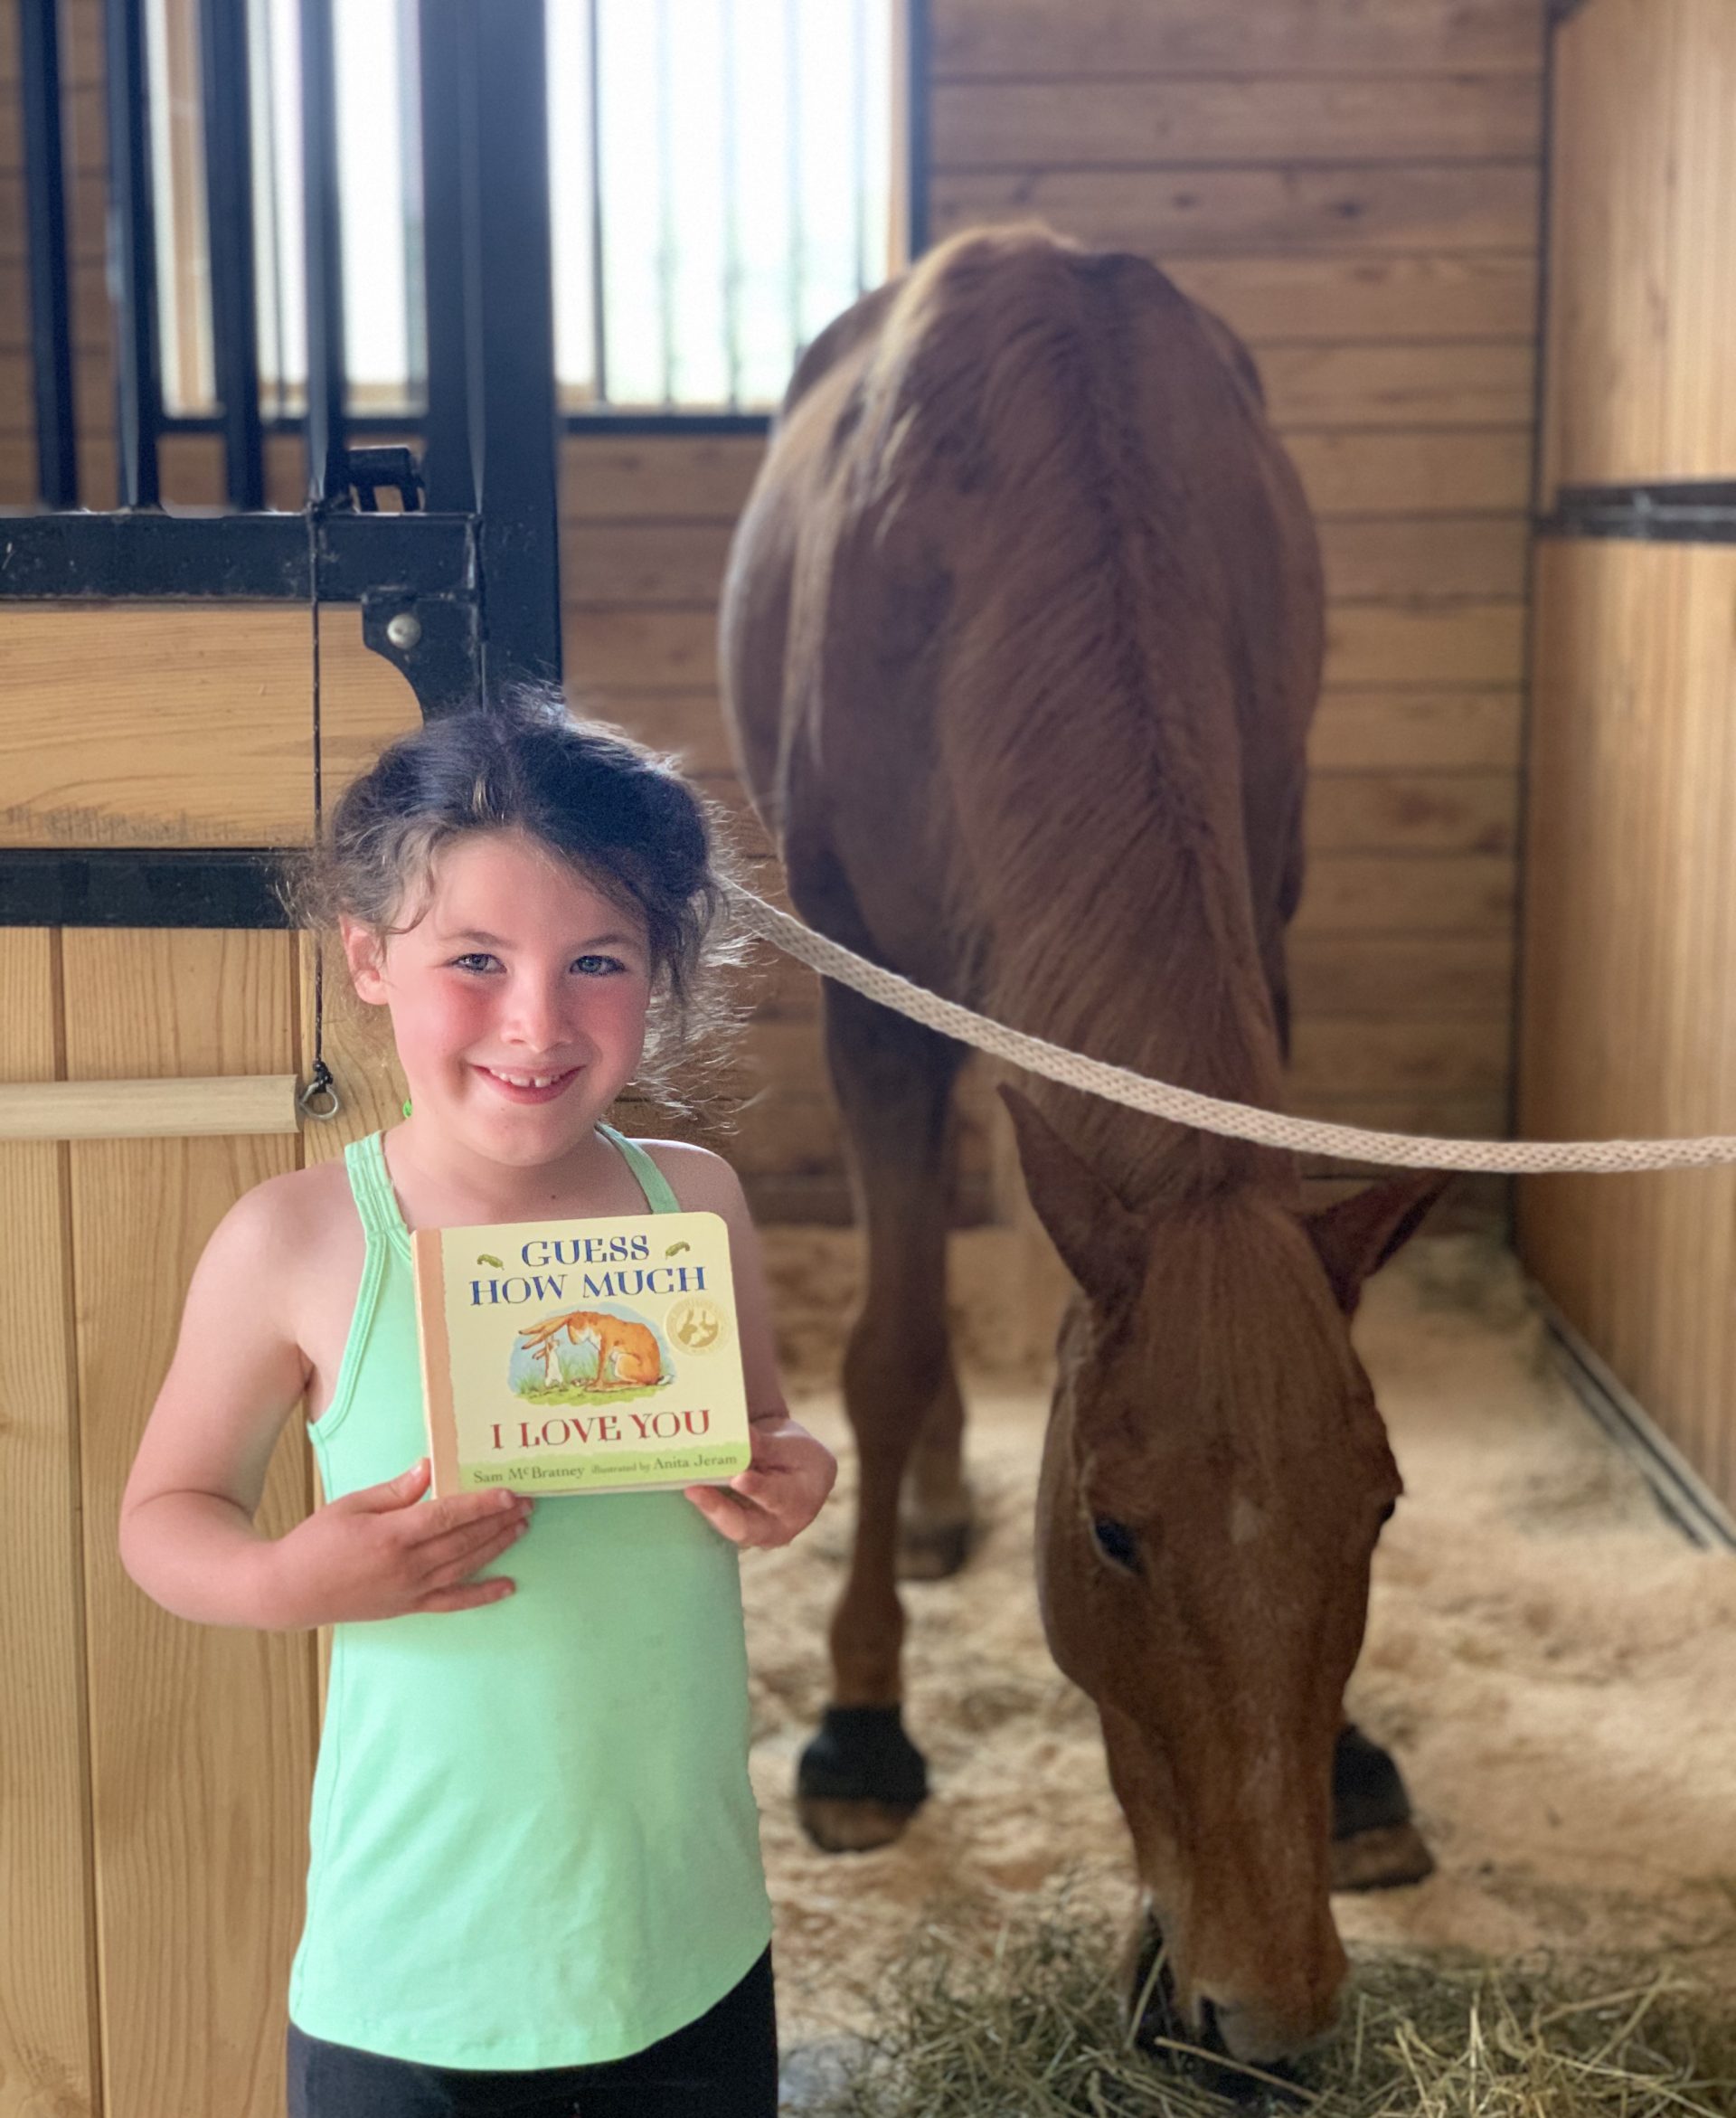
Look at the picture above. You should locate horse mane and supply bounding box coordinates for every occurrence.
[833,227,1310,1205]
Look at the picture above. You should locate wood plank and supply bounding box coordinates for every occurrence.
[571,601,1527,694]
[1307,770,1519,855]
[1290,1015,1509,1094]
[930,0,1546,79]
[1289,429,1532,514]
[932,79,1543,169]
[0,259,109,350]
[1518,538,1736,1515]
[65,930,316,2118]
[1307,688,1523,771]
[0,172,108,261]
[0,79,104,172]
[0,1074,300,1139]
[565,609,720,693]
[1318,516,1528,600]
[931,163,1539,255]
[1165,251,1538,343]
[0,603,417,848]
[0,0,104,88]
[1256,341,1533,428]
[1324,600,1525,686]
[0,256,1538,365]
[1288,931,1513,1016]
[1294,852,1515,932]
[564,513,1531,618]
[561,437,767,521]
[0,607,316,847]
[0,347,115,435]
[0,930,101,2117]
[562,522,735,607]
[1541,0,1736,494]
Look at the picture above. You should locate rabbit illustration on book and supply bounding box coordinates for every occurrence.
[517,1308,665,1392]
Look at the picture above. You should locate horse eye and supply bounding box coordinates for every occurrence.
[1091,1517,1140,1571]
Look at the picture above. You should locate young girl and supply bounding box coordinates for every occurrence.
[118,694,836,2118]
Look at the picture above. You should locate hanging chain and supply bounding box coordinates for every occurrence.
[297,498,341,1121]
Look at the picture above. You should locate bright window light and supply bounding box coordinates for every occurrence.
[147,0,899,421]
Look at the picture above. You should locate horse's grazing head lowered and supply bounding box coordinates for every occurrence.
[1005,1088,1443,2066]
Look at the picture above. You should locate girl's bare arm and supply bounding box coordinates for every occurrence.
[119,1177,531,1629]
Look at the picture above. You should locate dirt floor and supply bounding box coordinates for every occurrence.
[739,1233,1736,2065]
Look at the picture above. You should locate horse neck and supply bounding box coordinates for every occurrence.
[977,836,1296,1214]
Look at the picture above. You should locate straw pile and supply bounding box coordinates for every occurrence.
[807,1895,1736,2118]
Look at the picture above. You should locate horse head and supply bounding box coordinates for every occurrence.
[1004,1086,1445,2065]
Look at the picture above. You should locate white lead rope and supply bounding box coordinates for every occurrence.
[722,883,1736,1177]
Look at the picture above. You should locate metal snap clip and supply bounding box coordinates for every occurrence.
[298,1060,343,1121]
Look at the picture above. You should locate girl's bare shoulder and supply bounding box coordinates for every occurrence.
[628,1137,748,1217]
[207,1155,362,1326]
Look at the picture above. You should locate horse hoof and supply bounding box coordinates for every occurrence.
[796,1704,928,1852]
[1330,1820,1436,1893]
[895,1513,973,1581]
[797,1792,922,1852]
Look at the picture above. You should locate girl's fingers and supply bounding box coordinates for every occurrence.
[412,1508,530,1580]
[685,1482,797,1548]
[419,1576,517,1612]
[405,1489,526,1546]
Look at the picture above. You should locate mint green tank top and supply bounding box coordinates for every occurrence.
[287,1125,772,2068]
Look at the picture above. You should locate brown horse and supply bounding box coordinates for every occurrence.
[718,226,1444,2066]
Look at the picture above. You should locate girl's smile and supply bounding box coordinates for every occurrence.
[475,1063,584,1103]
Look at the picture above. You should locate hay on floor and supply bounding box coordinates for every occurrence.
[806,1896,1736,2118]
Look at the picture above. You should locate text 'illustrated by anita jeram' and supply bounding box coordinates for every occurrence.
[412,1210,750,1498]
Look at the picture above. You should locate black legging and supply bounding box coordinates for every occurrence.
[286,1948,777,2118]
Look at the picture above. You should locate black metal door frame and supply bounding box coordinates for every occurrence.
[2,0,567,925]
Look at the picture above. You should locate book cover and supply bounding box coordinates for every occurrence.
[411,1210,750,1498]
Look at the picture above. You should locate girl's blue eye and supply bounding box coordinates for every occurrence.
[449,952,627,976]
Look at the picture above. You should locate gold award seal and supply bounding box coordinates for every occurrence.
[665,1292,728,1355]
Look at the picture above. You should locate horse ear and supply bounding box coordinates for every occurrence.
[1305,1171,1451,1315]
[998,1083,1145,1310]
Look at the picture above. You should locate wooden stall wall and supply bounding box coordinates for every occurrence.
[0,612,420,2118]
[1517,0,1736,1518]
[1537,0,1736,497]
[2,0,1552,1224]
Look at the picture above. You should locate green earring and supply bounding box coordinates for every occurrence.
[401,1098,413,1118]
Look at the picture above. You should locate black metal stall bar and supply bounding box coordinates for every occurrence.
[198,0,266,509]
[1541,483,1736,544]
[418,0,479,514]
[466,0,562,689]
[16,0,78,506]
[102,0,162,507]
[299,0,349,503]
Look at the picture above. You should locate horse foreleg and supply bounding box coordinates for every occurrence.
[1330,1723,1434,1890]
[797,979,965,1852]
[898,1361,973,1580]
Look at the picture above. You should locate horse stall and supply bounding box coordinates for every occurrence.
[3,3,1733,2115]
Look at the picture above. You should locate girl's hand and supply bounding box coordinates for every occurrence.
[684,1417,837,1549]
[260,1459,533,1626]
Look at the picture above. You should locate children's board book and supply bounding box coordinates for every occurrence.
[412,1210,750,1499]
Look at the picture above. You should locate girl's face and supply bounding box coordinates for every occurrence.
[342,827,655,1168]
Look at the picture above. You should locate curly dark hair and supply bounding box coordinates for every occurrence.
[282,687,748,1108]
